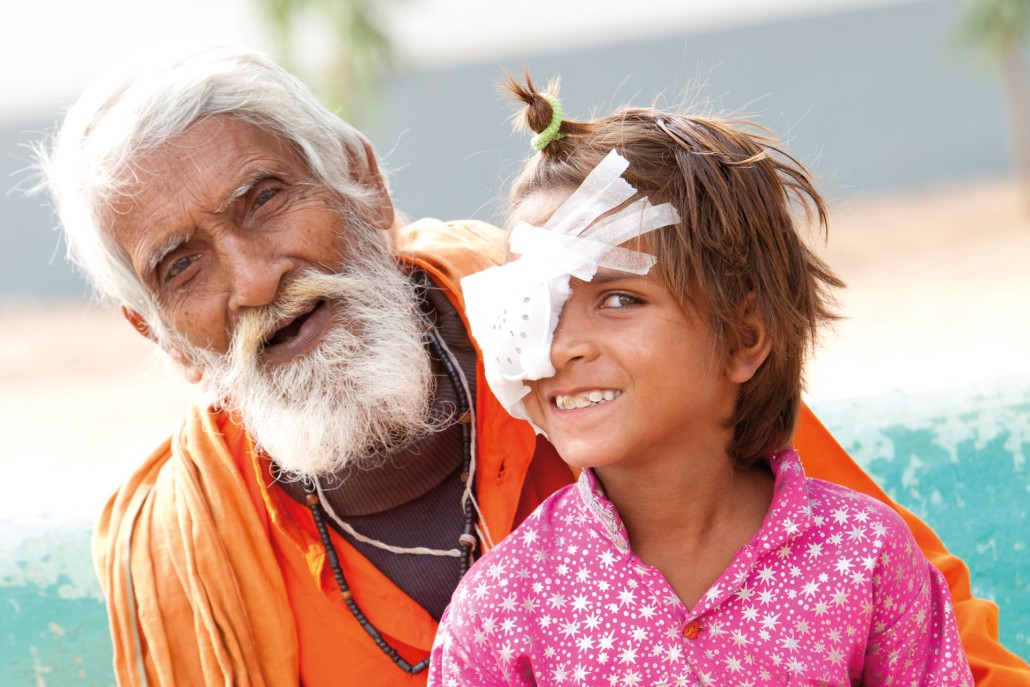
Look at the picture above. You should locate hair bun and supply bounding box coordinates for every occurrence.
[530,93,564,150]
[505,71,568,153]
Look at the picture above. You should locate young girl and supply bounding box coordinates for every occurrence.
[428,77,973,686]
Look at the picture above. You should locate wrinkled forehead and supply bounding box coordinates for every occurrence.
[107,117,309,212]
[140,116,306,177]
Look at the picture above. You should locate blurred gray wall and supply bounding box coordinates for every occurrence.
[1,0,1014,301]
[2,119,95,300]
[372,0,1010,225]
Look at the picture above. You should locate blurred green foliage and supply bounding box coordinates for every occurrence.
[254,0,409,127]
[955,0,1030,61]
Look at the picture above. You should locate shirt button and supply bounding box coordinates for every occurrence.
[683,621,703,640]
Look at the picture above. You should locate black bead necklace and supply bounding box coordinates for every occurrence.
[301,315,477,675]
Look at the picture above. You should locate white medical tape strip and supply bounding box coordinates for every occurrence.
[545,149,631,231]
[583,199,681,249]
[509,222,656,277]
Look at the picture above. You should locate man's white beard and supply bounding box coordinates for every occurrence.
[173,248,435,479]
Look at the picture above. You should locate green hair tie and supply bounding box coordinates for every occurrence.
[530,93,564,151]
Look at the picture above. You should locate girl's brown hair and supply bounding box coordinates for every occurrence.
[506,72,844,466]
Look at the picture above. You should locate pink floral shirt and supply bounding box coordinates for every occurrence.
[429,449,973,686]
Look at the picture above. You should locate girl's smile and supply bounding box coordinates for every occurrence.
[552,388,621,410]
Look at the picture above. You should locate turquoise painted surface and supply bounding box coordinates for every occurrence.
[811,379,1030,661]
[0,518,113,687]
[1,381,1026,685]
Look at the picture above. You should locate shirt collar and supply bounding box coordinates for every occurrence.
[575,448,814,556]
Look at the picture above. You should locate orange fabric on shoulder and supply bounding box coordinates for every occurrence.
[93,406,300,686]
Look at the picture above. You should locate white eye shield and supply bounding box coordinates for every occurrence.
[461,150,681,430]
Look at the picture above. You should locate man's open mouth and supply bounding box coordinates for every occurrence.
[266,301,322,346]
[260,300,333,362]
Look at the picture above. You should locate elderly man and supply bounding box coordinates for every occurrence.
[36,45,1027,686]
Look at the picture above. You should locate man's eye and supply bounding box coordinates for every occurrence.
[254,187,279,209]
[600,293,639,309]
[165,254,198,281]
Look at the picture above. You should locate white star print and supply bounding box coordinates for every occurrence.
[548,593,567,609]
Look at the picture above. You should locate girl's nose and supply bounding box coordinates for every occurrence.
[549,302,599,370]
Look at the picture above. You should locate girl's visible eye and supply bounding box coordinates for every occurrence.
[600,293,640,309]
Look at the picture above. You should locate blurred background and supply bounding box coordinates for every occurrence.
[1,0,1028,683]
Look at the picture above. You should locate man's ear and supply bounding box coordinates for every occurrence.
[121,306,204,385]
[355,139,395,231]
[121,306,154,341]
[726,295,773,384]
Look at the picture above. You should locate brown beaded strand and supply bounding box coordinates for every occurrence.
[302,479,431,674]
[301,292,477,674]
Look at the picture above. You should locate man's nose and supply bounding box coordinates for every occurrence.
[224,237,294,311]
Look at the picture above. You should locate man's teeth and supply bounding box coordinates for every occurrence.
[554,390,620,410]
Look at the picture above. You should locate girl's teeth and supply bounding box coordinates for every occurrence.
[555,390,620,409]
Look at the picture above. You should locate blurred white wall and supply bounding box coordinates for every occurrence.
[0,0,265,123]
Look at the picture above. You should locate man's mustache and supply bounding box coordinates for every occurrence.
[228,269,372,362]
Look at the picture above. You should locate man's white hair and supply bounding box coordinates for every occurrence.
[33,43,385,333]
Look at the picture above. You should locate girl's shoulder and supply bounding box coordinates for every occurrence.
[802,477,916,546]
[797,478,934,608]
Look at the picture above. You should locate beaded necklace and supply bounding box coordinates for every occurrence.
[301,310,477,675]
